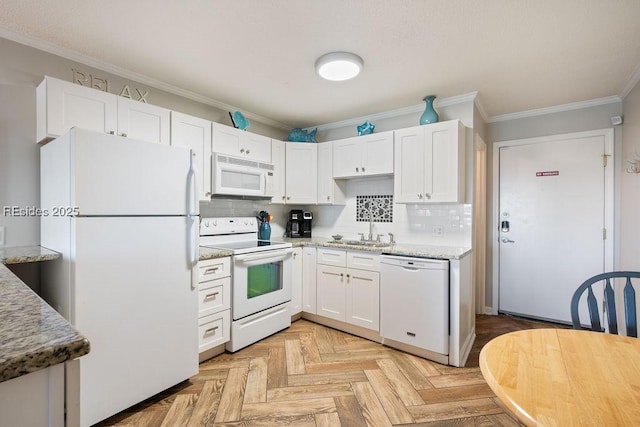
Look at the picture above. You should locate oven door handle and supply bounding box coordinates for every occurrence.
[234,249,293,264]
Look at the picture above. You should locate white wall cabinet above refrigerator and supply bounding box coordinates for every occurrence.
[170,111,212,201]
[36,76,170,145]
[212,122,271,162]
[394,119,465,203]
[332,131,394,178]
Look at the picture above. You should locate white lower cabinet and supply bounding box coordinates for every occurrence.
[302,247,317,314]
[197,257,231,355]
[316,248,380,331]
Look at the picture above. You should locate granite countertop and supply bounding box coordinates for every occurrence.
[0,246,90,383]
[281,237,472,260]
[0,245,61,264]
[199,246,233,261]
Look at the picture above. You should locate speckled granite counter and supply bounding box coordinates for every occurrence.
[281,237,472,260]
[199,246,233,261]
[0,245,60,264]
[0,247,90,383]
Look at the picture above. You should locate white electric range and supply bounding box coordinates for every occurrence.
[200,217,293,351]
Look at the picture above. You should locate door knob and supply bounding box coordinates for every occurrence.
[502,238,515,243]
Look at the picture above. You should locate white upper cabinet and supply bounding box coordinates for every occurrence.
[37,76,117,143]
[332,131,394,178]
[317,142,346,205]
[117,97,170,145]
[285,142,317,204]
[212,123,271,162]
[394,119,465,203]
[37,76,171,145]
[170,111,212,201]
[270,139,287,204]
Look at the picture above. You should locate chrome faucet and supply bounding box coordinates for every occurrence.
[367,207,375,241]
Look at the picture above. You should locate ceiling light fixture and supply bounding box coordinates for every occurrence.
[315,52,364,81]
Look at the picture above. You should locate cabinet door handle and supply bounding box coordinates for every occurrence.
[204,267,219,274]
[282,195,286,200]
[326,195,330,201]
[287,196,291,200]
[246,149,250,154]
[109,130,115,135]
[355,167,359,172]
[120,132,127,137]
[417,193,422,199]
[204,291,220,300]
[362,167,365,172]
[240,148,245,153]
[204,326,219,335]
[425,193,431,199]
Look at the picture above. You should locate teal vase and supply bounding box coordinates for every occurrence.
[419,95,439,125]
[258,222,271,240]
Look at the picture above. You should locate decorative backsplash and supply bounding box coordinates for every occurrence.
[356,195,393,223]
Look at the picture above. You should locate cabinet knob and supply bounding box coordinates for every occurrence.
[362,167,365,172]
[355,167,359,172]
[327,195,330,201]
[246,149,250,154]
[287,196,291,200]
[282,195,286,200]
[417,193,422,199]
[120,132,127,137]
[240,148,245,153]
[425,193,431,199]
[109,130,115,135]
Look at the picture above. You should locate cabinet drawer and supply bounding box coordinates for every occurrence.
[347,251,380,271]
[198,276,231,317]
[198,257,231,282]
[317,248,347,267]
[198,310,230,352]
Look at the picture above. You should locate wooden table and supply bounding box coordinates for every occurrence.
[480,328,640,426]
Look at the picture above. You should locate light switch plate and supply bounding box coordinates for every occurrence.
[0,226,5,246]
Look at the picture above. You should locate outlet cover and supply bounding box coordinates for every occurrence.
[432,226,444,237]
[0,226,5,246]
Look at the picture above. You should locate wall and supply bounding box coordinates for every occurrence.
[486,100,624,311]
[620,82,640,269]
[0,37,287,248]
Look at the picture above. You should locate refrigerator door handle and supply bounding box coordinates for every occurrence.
[187,150,200,290]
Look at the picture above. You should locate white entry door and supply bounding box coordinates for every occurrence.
[497,130,613,323]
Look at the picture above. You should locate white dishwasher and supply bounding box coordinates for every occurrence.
[380,255,449,355]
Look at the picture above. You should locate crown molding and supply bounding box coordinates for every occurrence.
[620,62,640,99]
[0,28,291,131]
[487,95,622,123]
[307,92,479,132]
[473,93,489,123]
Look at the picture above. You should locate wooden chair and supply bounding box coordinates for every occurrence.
[570,271,640,337]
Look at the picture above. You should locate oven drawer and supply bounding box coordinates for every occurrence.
[198,276,231,317]
[199,257,231,282]
[317,248,347,267]
[198,310,230,352]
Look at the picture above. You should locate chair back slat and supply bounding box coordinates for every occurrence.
[571,271,640,337]
[624,278,637,337]
[604,279,618,334]
[586,286,602,332]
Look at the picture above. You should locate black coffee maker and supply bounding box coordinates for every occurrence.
[301,211,313,238]
[286,210,304,238]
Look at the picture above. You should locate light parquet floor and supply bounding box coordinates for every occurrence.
[98,315,566,426]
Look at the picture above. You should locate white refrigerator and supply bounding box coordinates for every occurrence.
[40,128,200,427]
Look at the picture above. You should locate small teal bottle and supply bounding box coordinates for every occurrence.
[259,221,271,240]
[419,95,439,125]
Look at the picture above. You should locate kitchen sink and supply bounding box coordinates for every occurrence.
[331,240,392,248]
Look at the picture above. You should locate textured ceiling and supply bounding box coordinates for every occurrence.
[1,0,639,129]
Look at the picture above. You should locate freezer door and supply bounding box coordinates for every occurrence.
[71,217,198,426]
[69,128,195,215]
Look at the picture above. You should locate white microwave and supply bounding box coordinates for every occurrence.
[211,153,274,197]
